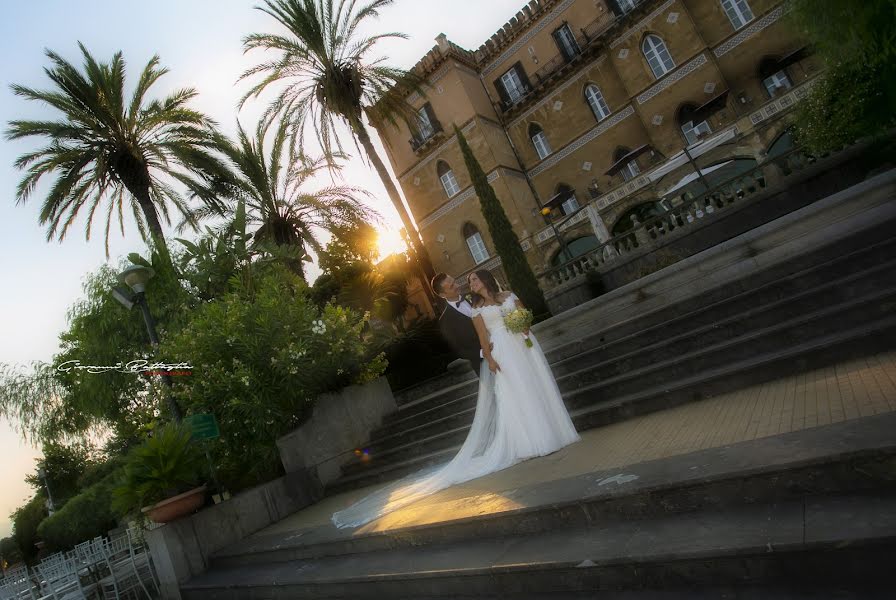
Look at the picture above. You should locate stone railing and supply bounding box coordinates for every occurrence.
[539,145,818,290]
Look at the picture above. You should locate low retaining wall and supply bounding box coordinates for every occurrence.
[146,469,323,600]
[276,376,396,486]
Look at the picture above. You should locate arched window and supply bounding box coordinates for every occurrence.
[555,183,580,216]
[678,104,712,145]
[611,202,664,237]
[462,222,489,264]
[642,34,675,79]
[721,0,754,30]
[759,58,793,98]
[585,84,610,121]
[437,160,460,198]
[550,235,600,267]
[614,147,641,182]
[529,123,552,160]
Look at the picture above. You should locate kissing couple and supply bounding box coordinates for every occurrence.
[332,269,580,529]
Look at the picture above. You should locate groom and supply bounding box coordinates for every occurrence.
[431,272,484,376]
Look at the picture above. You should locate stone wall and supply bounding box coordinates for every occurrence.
[146,470,323,600]
[276,376,397,486]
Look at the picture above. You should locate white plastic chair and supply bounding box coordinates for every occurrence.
[34,561,87,600]
[96,536,152,600]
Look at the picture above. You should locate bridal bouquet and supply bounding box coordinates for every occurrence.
[503,308,534,348]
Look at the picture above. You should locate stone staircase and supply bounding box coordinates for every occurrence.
[177,171,896,599]
[328,222,896,494]
[182,413,896,598]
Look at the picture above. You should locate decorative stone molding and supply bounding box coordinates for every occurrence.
[401,120,478,179]
[618,48,629,59]
[528,105,635,178]
[595,173,652,210]
[481,0,577,77]
[748,78,816,126]
[507,55,606,129]
[609,0,676,49]
[535,207,591,243]
[713,6,785,58]
[636,53,708,105]
[652,114,663,125]
[418,168,501,228]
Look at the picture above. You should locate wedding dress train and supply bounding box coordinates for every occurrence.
[331,293,580,529]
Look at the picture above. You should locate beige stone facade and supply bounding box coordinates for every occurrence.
[374,0,823,287]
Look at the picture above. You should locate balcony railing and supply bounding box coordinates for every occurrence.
[538,144,823,290]
[409,118,444,152]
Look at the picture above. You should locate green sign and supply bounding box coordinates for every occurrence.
[185,413,220,440]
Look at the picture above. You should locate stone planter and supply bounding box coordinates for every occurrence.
[142,486,207,524]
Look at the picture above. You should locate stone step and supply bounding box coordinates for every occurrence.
[371,256,896,442]
[544,224,896,363]
[182,497,896,599]
[184,416,896,599]
[216,413,896,565]
[393,368,477,408]
[552,253,896,380]
[329,312,896,491]
[336,282,896,482]
[379,234,896,430]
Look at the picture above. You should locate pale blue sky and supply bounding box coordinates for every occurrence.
[0,0,524,537]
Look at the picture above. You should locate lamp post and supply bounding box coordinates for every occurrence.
[36,467,55,515]
[113,265,183,422]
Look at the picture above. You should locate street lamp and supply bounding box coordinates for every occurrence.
[113,265,183,422]
[36,467,55,514]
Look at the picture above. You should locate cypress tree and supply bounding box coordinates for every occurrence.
[454,126,549,318]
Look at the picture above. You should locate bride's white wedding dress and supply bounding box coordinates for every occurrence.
[331,292,581,529]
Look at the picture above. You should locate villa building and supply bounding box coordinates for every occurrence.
[373,0,822,290]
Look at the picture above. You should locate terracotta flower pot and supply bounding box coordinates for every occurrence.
[141,485,207,524]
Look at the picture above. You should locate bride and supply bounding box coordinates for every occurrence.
[331,269,581,529]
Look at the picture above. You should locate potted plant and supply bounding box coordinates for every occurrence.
[113,424,207,523]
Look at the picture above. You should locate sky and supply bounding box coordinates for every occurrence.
[0,0,525,539]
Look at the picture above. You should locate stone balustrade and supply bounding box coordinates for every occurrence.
[540,145,819,290]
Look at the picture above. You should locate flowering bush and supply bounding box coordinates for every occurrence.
[161,265,386,489]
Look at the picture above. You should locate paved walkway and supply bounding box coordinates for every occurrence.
[258,351,896,536]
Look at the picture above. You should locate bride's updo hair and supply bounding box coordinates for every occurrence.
[470,269,503,307]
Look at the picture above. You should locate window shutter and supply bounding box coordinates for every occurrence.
[514,61,532,92]
[423,102,437,124]
[493,78,511,106]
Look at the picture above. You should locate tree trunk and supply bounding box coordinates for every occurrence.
[353,123,437,295]
[131,184,175,272]
[130,183,183,422]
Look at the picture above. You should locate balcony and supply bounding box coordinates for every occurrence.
[409,118,445,154]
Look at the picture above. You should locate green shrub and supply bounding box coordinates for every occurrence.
[11,495,47,564]
[37,476,119,552]
[162,265,387,491]
[112,424,204,517]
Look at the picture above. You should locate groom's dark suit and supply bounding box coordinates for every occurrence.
[438,299,483,376]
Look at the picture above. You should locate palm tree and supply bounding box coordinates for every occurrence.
[240,0,436,285]
[204,120,378,279]
[5,43,226,264]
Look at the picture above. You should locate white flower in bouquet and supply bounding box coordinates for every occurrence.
[503,308,534,348]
